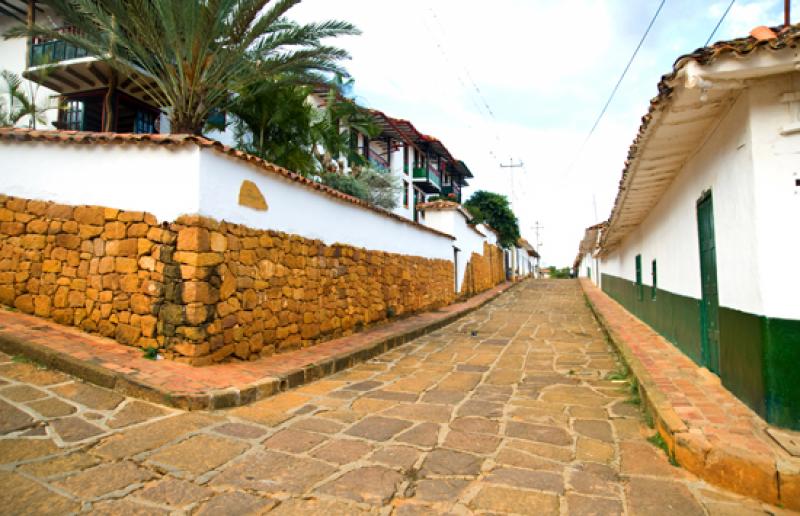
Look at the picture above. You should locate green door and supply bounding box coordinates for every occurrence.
[697,192,720,374]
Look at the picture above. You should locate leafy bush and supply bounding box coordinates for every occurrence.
[320,173,369,200]
[320,166,401,210]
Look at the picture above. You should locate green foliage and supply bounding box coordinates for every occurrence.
[224,80,317,175]
[7,0,359,134]
[0,70,53,128]
[320,166,401,210]
[320,173,369,200]
[142,347,159,360]
[353,166,401,210]
[463,190,520,247]
[647,432,679,466]
[549,266,573,279]
[311,78,380,173]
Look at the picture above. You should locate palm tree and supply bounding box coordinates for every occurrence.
[225,79,318,175]
[6,0,359,134]
[0,70,53,129]
[311,79,379,173]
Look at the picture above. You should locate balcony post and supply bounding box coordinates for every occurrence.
[26,0,35,69]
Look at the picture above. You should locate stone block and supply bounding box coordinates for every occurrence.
[178,227,210,252]
[21,234,46,250]
[704,445,779,505]
[106,239,138,257]
[115,257,138,274]
[173,251,223,267]
[115,324,141,345]
[74,206,105,225]
[103,222,126,240]
[182,282,219,304]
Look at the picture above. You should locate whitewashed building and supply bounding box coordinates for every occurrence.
[574,223,604,284]
[596,25,800,430]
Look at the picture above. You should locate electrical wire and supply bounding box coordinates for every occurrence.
[705,0,735,46]
[565,0,667,177]
[423,5,512,165]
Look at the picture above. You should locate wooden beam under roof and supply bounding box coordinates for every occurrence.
[0,2,24,22]
[66,67,95,88]
[88,63,107,84]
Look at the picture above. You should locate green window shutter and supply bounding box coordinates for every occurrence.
[635,255,643,301]
[651,259,657,300]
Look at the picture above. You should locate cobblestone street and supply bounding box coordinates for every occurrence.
[0,280,785,515]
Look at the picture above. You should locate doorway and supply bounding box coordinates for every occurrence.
[696,191,721,374]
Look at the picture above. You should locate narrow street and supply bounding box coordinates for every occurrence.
[0,280,778,514]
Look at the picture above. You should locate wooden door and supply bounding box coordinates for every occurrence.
[697,192,721,374]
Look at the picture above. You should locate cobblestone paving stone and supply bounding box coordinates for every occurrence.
[0,280,793,515]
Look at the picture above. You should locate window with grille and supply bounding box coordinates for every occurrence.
[134,110,157,134]
[62,100,84,130]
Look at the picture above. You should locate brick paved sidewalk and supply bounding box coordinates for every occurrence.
[0,282,514,410]
[580,279,800,510]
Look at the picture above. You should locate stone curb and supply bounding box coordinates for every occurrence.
[579,280,799,511]
[0,280,522,412]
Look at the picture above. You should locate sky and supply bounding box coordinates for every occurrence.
[291,0,794,266]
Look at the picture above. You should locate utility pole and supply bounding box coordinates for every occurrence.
[786,0,791,26]
[500,158,524,211]
[531,220,544,275]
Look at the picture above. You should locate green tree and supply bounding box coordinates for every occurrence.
[0,70,54,128]
[463,190,521,247]
[6,0,359,134]
[311,79,379,173]
[224,80,317,175]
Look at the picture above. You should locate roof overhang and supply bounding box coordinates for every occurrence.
[600,28,800,255]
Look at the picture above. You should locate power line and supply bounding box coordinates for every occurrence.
[424,5,519,166]
[705,0,735,46]
[565,0,667,178]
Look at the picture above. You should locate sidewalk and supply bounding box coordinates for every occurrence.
[0,282,516,411]
[580,279,799,510]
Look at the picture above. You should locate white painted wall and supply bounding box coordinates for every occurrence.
[0,22,58,129]
[0,141,454,261]
[600,75,800,319]
[748,73,800,320]
[197,150,453,260]
[391,142,414,221]
[420,208,486,292]
[0,141,201,221]
[602,91,758,314]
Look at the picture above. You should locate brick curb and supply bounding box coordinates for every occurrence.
[579,279,800,510]
[0,280,522,411]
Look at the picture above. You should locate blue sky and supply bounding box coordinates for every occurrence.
[293,0,794,266]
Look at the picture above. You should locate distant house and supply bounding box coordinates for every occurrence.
[573,223,604,282]
[595,25,800,430]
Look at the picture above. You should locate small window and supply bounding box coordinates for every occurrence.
[635,254,643,301]
[651,259,657,300]
[62,100,84,130]
[403,180,409,208]
[134,110,157,134]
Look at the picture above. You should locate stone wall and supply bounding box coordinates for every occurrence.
[461,242,505,297]
[0,195,455,365]
[0,195,169,350]
[164,217,455,365]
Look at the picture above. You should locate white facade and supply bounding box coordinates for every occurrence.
[600,72,800,321]
[419,207,486,292]
[0,139,454,261]
[0,18,58,129]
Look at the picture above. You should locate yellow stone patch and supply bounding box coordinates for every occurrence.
[238,180,268,211]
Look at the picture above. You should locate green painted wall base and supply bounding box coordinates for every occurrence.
[601,274,800,430]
